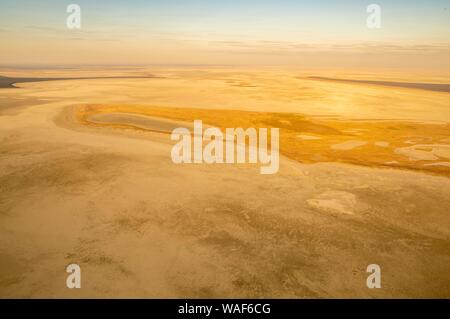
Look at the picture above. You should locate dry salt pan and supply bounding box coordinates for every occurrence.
[375,141,390,147]
[424,162,450,167]
[331,140,367,151]
[395,144,450,161]
[297,135,321,140]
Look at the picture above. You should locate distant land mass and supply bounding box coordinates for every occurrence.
[0,75,159,88]
[308,76,450,93]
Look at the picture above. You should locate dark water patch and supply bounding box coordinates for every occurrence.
[0,75,161,88]
[307,76,450,93]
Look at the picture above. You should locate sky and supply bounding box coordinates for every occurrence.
[0,0,449,69]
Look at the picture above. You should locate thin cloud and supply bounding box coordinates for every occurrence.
[204,39,450,55]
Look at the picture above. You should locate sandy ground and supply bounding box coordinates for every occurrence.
[0,67,449,298]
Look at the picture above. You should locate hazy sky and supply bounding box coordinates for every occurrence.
[0,0,449,69]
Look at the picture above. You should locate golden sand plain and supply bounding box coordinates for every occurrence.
[0,67,449,298]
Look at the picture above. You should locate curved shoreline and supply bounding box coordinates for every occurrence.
[0,75,161,88]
